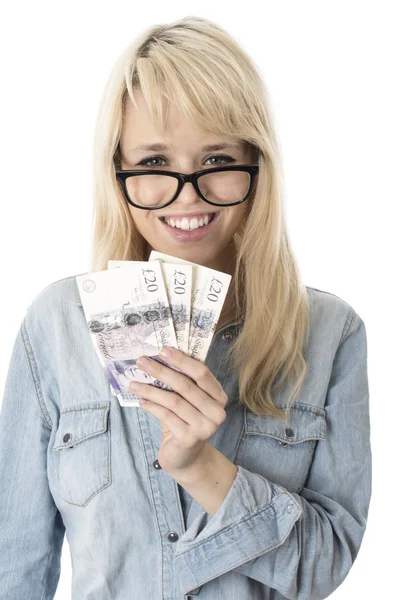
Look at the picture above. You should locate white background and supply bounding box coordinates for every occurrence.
[1,1,398,597]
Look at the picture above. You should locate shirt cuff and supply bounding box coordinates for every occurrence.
[174,464,302,597]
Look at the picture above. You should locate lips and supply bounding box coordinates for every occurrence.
[159,210,219,242]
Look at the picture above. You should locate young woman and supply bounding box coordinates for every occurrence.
[0,16,371,600]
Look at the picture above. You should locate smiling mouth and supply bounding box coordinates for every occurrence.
[159,212,217,230]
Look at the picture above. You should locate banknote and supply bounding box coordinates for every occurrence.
[149,251,232,362]
[108,260,192,354]
[76,263,179,407]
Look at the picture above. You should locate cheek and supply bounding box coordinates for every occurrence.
[130,209,152,237]
[225,205,248,232]
[129,210,164,255]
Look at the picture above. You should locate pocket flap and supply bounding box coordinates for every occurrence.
[245,401,327,443]
[53,400,110,451]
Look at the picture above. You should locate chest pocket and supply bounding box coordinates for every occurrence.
[52,400,111,507]
[235,401,327,494]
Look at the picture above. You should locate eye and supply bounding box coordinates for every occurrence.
[136,154,236,168]
[137,156,166,167]
[205,155,235,166]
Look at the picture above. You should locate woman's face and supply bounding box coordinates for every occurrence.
[118,91,257,273]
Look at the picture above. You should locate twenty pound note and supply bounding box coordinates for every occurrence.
[76,263,178,407]
[108,260,192,354]
[149,251,232,363]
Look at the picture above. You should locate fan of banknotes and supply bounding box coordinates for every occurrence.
[75,251,232,407]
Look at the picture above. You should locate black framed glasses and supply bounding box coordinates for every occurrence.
[114,164,259,210]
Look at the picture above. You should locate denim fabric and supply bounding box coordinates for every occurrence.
[0,274,372,599]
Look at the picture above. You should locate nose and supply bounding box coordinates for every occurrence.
[174,177,204,205]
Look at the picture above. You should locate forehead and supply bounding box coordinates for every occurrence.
[121,92,243,151]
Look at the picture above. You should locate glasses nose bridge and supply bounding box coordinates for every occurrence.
[176,171,200,195]
[179,171,198,184]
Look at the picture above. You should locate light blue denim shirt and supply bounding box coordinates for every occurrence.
[0,274,372,599]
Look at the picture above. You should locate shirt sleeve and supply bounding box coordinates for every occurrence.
[0,318,65,598]
[174,309,372,600]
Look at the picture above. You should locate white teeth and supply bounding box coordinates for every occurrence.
[164,213,214,230]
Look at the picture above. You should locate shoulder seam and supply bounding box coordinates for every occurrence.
[20,319,53,430]
[307,286,357,345]
[339,306,356,345]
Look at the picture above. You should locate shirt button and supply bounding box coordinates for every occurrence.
[153,459,162,470]
[287,503,294,514]
[63,433,71,443]
[222,331,232,341]
[278,441,288,446]
[285,428,294,438]
[167,532,179,542]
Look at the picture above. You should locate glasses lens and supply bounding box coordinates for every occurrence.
[125,174,178,208]
[124,169,251,207]
[198,170,251,204]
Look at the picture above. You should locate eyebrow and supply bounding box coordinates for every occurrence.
[128,142,241,154]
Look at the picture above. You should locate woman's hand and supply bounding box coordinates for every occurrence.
[129,347,228,475]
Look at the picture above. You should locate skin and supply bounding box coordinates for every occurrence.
[118,91,258,278]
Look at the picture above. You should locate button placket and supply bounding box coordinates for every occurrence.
[152,460,181,543]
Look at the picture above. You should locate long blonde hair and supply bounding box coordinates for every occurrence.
[90,16,310,422]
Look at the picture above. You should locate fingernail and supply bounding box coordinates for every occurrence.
[137,356,150,367]
[159,347,172,358]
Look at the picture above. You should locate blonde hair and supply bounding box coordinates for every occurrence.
[90,16,310,422]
